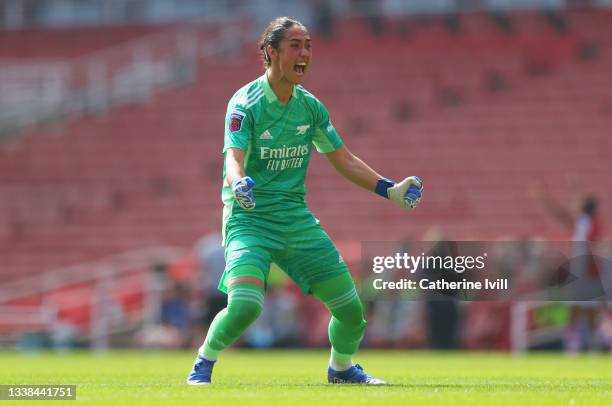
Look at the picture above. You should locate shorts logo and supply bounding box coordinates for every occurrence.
[230,249,250,260]
[229,110,246,132]
[296,125,310,136]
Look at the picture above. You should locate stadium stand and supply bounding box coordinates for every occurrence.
[0,10,611,325]
[0,26,162,59]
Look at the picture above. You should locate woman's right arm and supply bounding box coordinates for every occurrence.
[225,147,256,210]
[225,147,246,186]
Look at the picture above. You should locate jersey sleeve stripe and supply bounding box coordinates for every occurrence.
[246,87,264,102]
[245,93,264,109]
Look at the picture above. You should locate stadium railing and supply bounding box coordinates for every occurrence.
[0,245,186,350]
[0,21,251,139]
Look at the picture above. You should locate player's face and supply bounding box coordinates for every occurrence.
[273,25,311,84]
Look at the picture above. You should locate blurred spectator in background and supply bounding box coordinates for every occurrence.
[245,265,303,348]
[193,233,227,343]
[365,293,424,349]
[536,188,601,243]
[532,178,605,352]
[363,240,425,349]
[136,281,191,349]
[311,0,335,39]
[462,301,511,350]
[160,282,192,347]
[421,230,462,349]
[351,0,384,35]
[361,251,426,348]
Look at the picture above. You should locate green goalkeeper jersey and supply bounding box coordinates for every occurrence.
[222,74,344,230]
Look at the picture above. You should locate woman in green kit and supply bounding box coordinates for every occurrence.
[187,16,424,385]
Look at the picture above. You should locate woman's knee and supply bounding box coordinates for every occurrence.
[227,298,262,323]
[331,299,366,329]
[227,282,264,324]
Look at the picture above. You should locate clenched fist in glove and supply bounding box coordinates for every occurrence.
[375,176,423,210]
[231,176,256,210]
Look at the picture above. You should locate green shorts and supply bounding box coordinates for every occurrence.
[220,209,349,296]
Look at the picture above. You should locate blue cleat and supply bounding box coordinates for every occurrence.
[327,364,386,385]
[186,354,215,385]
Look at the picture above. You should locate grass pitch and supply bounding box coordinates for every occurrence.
[0,350,610,405]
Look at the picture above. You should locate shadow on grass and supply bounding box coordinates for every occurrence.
[218,383,470,389]
[213,381,608,391]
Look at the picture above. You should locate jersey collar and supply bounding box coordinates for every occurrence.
[261,73,298,105]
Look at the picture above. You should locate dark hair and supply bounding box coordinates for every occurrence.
[258,16,306,69]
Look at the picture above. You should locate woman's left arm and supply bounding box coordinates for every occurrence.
[325,146,381,192]
[325,146,424,210]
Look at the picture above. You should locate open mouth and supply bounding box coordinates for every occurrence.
[294,63,307,75]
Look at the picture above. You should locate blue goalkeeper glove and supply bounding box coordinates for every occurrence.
[231,176,255,210]
[375,176,423,210]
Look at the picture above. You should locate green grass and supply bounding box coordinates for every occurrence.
[1,350,610,405]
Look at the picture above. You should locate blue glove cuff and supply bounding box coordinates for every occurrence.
[375,178,395,199]
[232,176,254,191]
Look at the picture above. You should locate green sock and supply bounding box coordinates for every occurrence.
[311,273,367,365]
[199,309,228,360]
[199,268,265,361]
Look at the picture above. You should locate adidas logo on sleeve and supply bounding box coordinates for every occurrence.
[260,129,273,140]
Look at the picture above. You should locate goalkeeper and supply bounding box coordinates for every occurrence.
[187,16,423,386]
